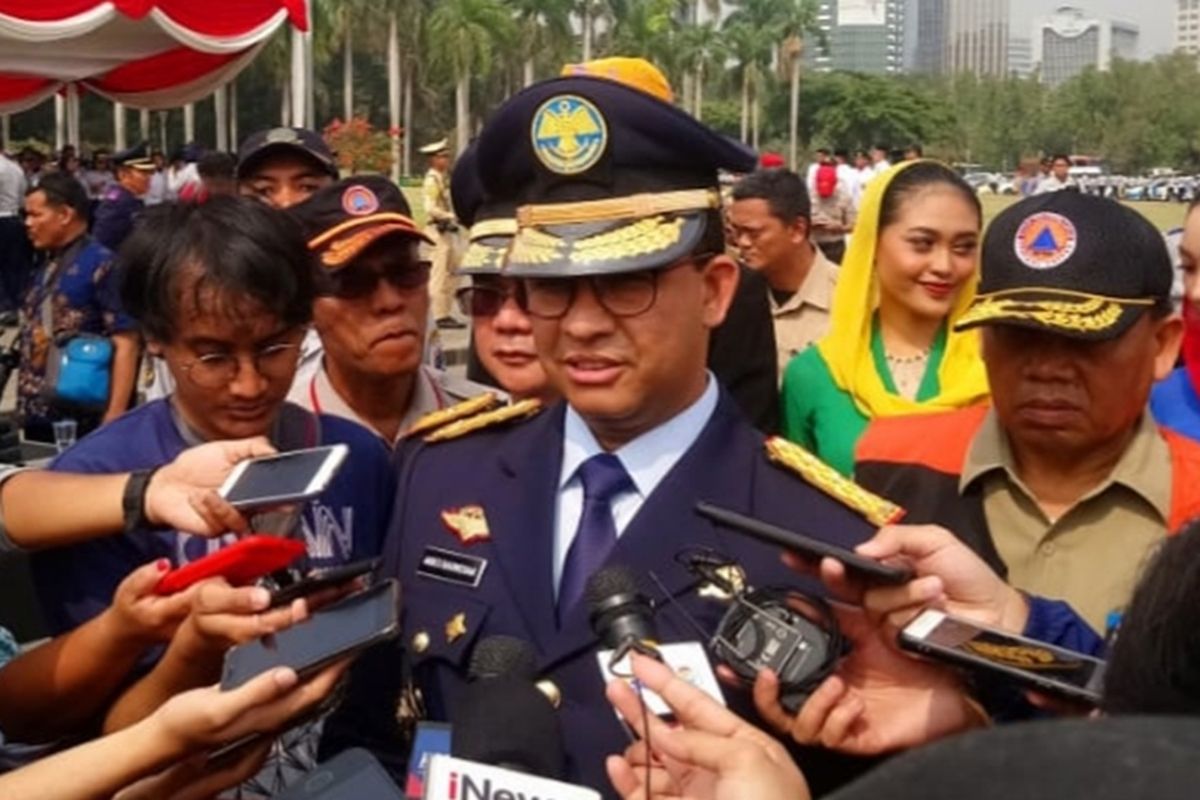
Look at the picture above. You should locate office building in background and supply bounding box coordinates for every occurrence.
[810,0,908,75]
[1178,0,1200,59]
[1034,6,1139,87]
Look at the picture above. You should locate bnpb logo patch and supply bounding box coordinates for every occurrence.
[530,94,608,175]
[342,185,379,216]
[1014,212,1077,270]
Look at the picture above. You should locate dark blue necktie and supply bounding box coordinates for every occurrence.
[558,453,633,620]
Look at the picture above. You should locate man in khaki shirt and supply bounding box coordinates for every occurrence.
[728,168,838,380]
[856,192,1200,633]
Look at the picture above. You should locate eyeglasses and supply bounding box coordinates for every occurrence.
[455,279,519,318]
[517,256,711,320]
[315,260,431,300]
[179,341,302,389]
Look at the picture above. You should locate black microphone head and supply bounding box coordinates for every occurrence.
[586,565,658,649]
[468,635,538,682]
[451,676,566,779]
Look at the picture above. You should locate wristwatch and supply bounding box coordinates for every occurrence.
[122,467,161,535]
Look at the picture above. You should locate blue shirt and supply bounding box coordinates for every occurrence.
[1150,367,1200,442]
[18,235,133,424]
[553,375,718,595]
[30,399,395,635]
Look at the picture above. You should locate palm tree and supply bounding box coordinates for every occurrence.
[512,0,574,87]
[724,0,784,149]
[428,0,516,155]
[778,0,824,168]
[609,0,679,71]
[677,20,725,118]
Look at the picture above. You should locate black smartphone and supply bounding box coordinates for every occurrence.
[221,579,400,690]
[267,558,381,608]
[271,748,405,800]
[695,501,914,585]
[898,609,1106,706]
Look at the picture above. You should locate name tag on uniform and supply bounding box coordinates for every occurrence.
[417,546,488,588]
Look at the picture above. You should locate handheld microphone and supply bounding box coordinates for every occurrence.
[450,636,566,780]
[586,565,661,660]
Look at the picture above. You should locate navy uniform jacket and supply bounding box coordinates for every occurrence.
[91,184,142,252]
[322,391,879,796]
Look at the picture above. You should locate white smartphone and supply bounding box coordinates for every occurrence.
[218,444,349,510]
[898,608,1107,706]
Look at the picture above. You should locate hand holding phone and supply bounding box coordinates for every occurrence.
[266,558,380,608]
[695,501,913,585]
[155,536,307,595]
[899,609,1106,706]
[221,579,401,691]
[219,445,348,511]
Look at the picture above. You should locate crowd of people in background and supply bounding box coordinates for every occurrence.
[1,53,1200,800]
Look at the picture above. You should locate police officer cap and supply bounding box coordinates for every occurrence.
[451,142,517,276]
[290,175,431,272]
[112,142,155,171]
[956,191,1173,341]
[474,69,756,277]
[236,127,338,181]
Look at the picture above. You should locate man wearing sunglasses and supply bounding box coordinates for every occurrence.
[326,66,882,796]
[450,143,555,403]
[289,176,494,448]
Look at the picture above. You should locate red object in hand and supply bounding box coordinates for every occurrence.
[154,535,307,595]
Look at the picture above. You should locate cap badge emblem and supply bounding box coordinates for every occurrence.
[1014,212,1077,270]
[531,94,608,175]
[342,185,379,216]
[264,127,300,144]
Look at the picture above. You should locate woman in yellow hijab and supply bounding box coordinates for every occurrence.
[781,160,990,475]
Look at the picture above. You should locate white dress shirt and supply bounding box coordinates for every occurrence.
[552,374,719,596]
[0,154,26,217]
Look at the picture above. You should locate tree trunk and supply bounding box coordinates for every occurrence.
[789,55,801,169]
[113,101,127,151]
[305,28,315,130]
[388,13,401,183]
[680,72,692,113]
[523,58,534,88]
[281,74,292,127]
[582,2,593,61]
[403,67,414,176]
[694,64,704,121]
[455,73,470,156]
[0,116,8,150]
[739,68,749,143]
[343,24,354,121]
[751,81,760,151]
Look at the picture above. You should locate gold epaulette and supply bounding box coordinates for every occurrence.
[423,398,543,443]
[404,392,503,439]
[764,436,905,527]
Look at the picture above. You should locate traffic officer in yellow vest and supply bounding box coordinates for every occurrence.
[420,138,463,330]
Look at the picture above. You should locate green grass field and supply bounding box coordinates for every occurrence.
[980,194,1185,232]
[404,187,1188,234]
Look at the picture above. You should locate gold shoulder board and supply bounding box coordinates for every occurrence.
[404,392,502,439]
[764,436,905,527]
[423,398,543,443]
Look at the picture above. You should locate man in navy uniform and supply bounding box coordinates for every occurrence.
[325,68,888,795]
[92,143,153,252]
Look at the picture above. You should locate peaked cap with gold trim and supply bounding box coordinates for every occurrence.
[451,142,516,276]
[291,175,433,271]
[956,191,1173,342]
[474,61,756,278]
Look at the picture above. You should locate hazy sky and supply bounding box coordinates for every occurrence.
[1011,0,1176,56]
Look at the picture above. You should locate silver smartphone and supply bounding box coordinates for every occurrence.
[219,444,349,509]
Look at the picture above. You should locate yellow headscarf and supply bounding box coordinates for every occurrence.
[815,160,990,418]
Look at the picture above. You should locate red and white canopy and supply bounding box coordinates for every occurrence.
[0,1,307,114]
